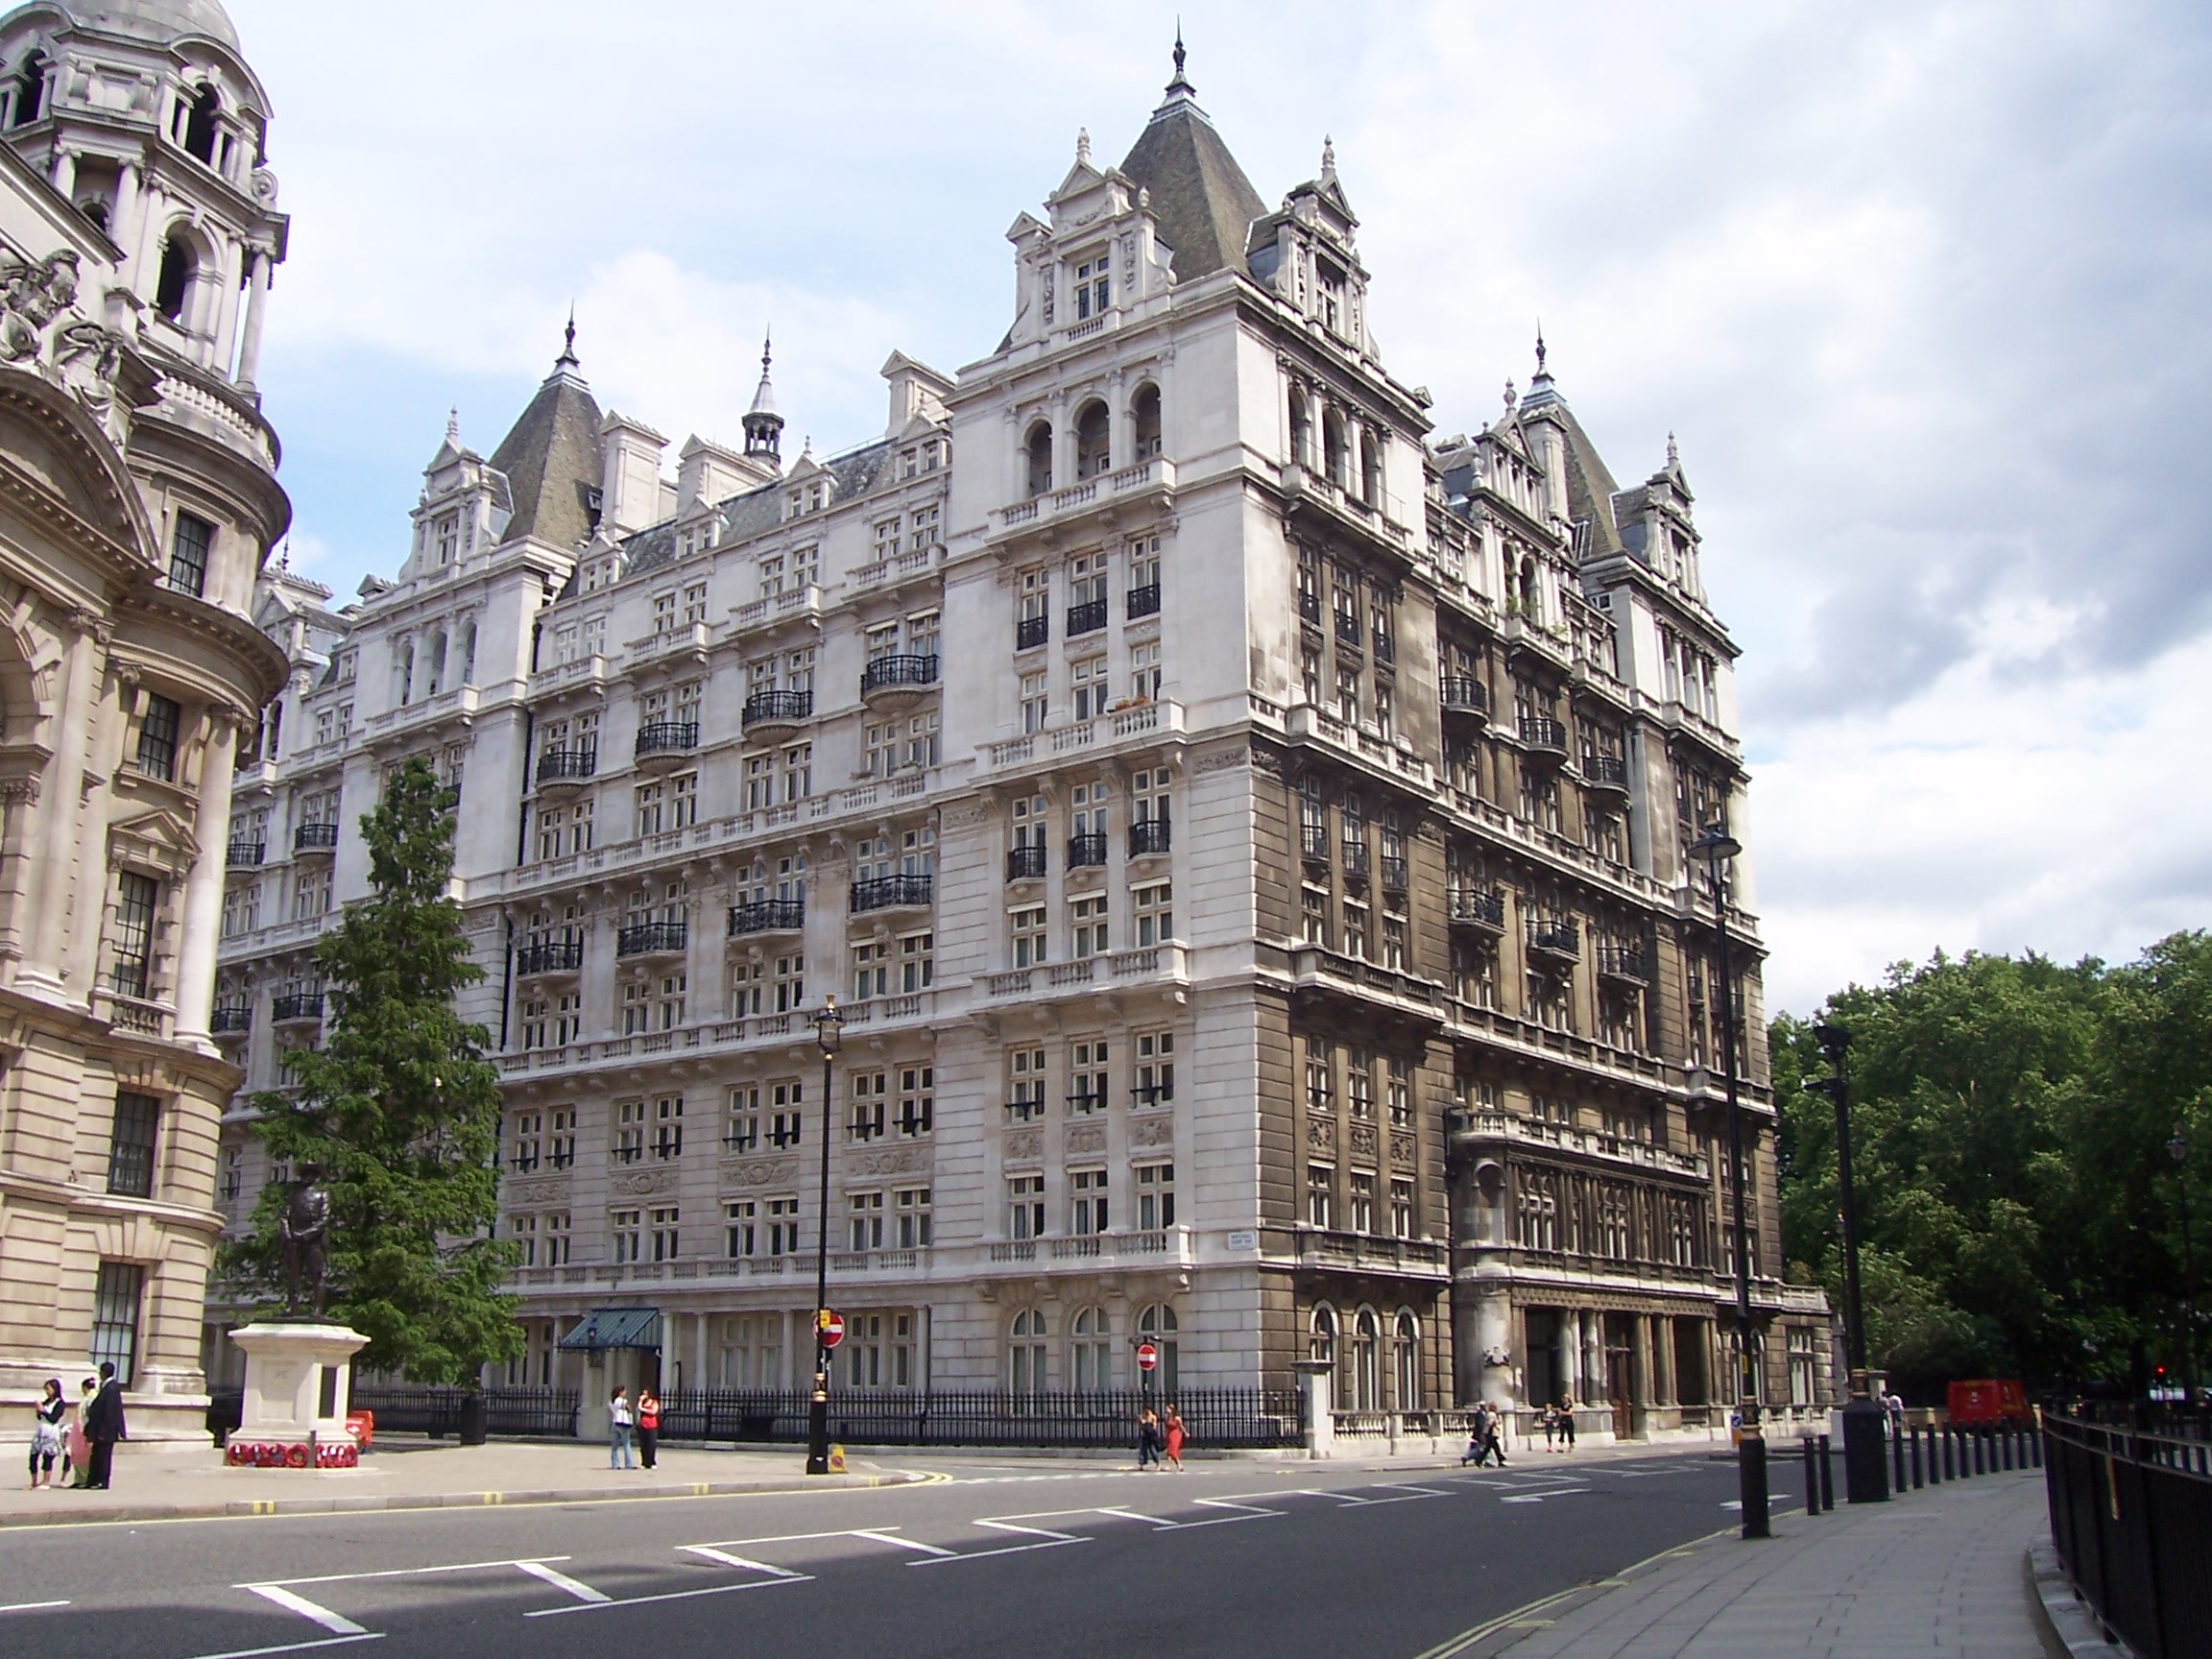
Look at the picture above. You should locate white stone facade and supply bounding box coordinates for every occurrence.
[212,52,1830,1431]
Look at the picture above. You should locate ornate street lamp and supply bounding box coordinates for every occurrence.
[805,997,842,1476]
[1690,822,1767,1540]
[2174,1132,2197,1404]
[1812,1022,1887,1502]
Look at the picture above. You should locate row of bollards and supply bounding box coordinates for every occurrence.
[1804,1419,2041,1511]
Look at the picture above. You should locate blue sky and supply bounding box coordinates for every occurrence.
[226,0,2212,1013]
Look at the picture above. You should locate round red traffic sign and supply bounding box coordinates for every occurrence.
[818,1310,845,1349]
[1136,1341,1158,1372]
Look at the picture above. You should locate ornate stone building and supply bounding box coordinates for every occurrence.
[213,47,1829,1434]
[0,0,290,1444]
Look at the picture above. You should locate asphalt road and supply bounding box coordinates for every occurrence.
[0,1449,1778,1659]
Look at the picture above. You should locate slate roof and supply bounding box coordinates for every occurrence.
[489,367,603,550]
[619,438,895,580]
[1118,83,1267,282]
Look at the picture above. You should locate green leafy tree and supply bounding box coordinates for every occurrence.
[228,757,521,1383]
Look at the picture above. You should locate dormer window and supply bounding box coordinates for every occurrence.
[1317,257,1346,335]
[783,489,803,520]
[182,84,221,166]
[435,513,459,565]
[1075,253,1110,320]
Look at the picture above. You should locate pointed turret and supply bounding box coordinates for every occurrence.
[486,321,605,549]
[743,332,784,463]
[1118,34,1267,282]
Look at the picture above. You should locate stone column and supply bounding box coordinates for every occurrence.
[234,248,272,388]
[24,613,106,994]
[1474,1289,1513,1408]
[1552,1313,1574,1408]
[1655,1314,1676,1406]
[1633,1313,1653,1412]
[110,162,141,279]
[173,715,238,1045]
[1582,1310,1602,1405]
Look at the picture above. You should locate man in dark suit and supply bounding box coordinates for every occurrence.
[84,1359,127,1489]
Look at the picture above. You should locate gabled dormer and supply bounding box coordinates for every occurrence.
[781,446,834,520]
[404,413,512,581]
[1612,436,1704,604]
[1002,129,1176,351]
[1248,140,1375,359]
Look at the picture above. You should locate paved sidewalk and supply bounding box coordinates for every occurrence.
[1442,1465,2055,1659]
[0,1437,920,1527]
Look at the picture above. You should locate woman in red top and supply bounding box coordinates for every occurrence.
[636,1386,661,1470]
[1163,1405,1185,1470]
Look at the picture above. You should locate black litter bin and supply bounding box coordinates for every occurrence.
[458,1390,488,1446]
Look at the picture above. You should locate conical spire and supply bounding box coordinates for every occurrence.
[445,406,460,444]
[554,305,581,373]
[1122,27,1266,280]
[1168,23,1192,95]
[1523,325,1561,408]
[743,330,784,461]
[749,331,776,416]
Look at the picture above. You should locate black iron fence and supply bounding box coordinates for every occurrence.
[656,1387,1301,1450]
[2045,1412,2212,1659]
[349,1385,578,1438]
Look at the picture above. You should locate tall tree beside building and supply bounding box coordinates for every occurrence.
[232,757,520,1383]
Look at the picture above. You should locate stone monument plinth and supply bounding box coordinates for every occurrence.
[228,1322,369,1469]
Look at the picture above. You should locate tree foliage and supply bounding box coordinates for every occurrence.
[1773,934,2210,1394]
[228,757,521,1382]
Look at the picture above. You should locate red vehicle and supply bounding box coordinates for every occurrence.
[1946,1379,2032,1424]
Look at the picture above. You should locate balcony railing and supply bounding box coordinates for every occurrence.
[516,940,585,976]
[1298,589,1322,626]
[1527,918,1581,961]
[1519,715,1569,757]
[728,898,805,936]
[1005,1099,1046,1124]
[1006,844,1046,882]
[1598,945,1653,984]
[226,840,265,870]
[616,921,688,957]
[294,821,340,853]
[1066,598,1108,637]
[1300,822,1331,861]
[852,874,933,913]
[1126,583,1161,620]
[210,1000,252,1034]
[536,748,597,786]
[1581,753,1629,790]
[1447,886,1506,931]
[860,654,939,695]
[1334,610,1360,648]
[1129,819,1170,857]
[1341,841,1371,879]
[1380,854,1408,892]
[271,992,325,1023]
[636,720,701,757]
[1067,832,1108,869]
[1439,676,1490,718]
[1017,614,1049,651]
[1372,629,1395,665]
[742,690,811,730]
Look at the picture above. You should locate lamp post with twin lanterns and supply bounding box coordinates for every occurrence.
[805,998,843,1476]
[1811,1022,1887,1502]
[1690,822,1768,1540]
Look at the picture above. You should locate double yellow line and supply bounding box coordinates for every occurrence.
[1407,1527,1733,1659]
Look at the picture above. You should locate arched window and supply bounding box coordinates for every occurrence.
[460,620,478,686]
[1023,421,1053,498]
[1071,1306,1112,1392]
[183,84,221,165]
[424,631,447,698]
[1132,384,1163,462]
[1288,386,1310,470]
[1136,1302,1179,1397]
[1360,428,1382,508]
[1518,558,1541,623]
[1009,1308,1047,1395]
[155,232,197,325]
[1322,408,1349,490]
[1309,1303,1337,1369]
[1393,1310,1421,1410]
[1351,1307,1381,1411]
[12,52,44,129]
[1074,399,1111,480]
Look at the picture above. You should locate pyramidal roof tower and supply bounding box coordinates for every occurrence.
[488,317,605,548]
[1118,32,1267,281]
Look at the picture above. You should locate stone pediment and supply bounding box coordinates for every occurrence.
[108,802,202,878]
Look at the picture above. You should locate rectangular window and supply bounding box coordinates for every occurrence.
[88,1262,144,1386]
[781,743,812,803]
[1008,1046,1047,1120]
[1308,1165,1334,1230]
[1386,1056,1412,1127]
[109,871,158,998]
[106,1091,160,1198]
[507,1213,537,1268]
[612,1209,642,1263]
[1136,1161,1175,1231]
[652,1094,684,1160]
[1069,1039,1109,1114]
[1009,1172,1046,1238]
[1349,1172,1376,1234]
[635,781,664,838]
[770,1080,804,1149]
[1075,252,1110,319]
[726,1199,757,1259]
[1070,1167,1109,1235]
[168,511,212,597]
[135,694,181,781]
[1070,893,1109,958]
[1391,1177,1415,1239]
[1129,641,1162,702]
[613,1099,645,1164]
[650,1205,680,1262]
[1133,1029,1174,1105]
[1019,670,1048,733]
[898,1066,933,1138]
[848,1190,884,1252]
[1070,655,1108,720]
[1132,880,1172,949]
[671,773,698,830]
[1304,1037,1334,1116]
[896,1186,932,1248]
[1011,904,1047,968]
[767,1195,802,1255]
[900,931,933,993]
[550,1107,576,1169]
[725,1087,760,1153]
[850,1070,887,1142]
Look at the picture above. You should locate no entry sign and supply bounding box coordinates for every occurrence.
[818,1309,845,1349]
[1136,1341,1158,1372]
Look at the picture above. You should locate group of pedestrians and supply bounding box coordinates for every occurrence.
[606,1384,661,1471]
[1458,1401,1509,1466]
[1135,1405,1185,1469]
[25,1362,127,1491]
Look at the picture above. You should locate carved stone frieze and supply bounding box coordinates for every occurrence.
[723,1157,801,1188]
[1306,1115,1334,1149]
[1130,1115,1174,1148]
[609,1168,677,1198]
[1350,1122,1379,1159]
[852,1145,926,1177]
[1065,1121,1106,1155]
[1004,1128,1043,1164]
[1391,1132,1416,1166]
[1194,746,1250,776]
[505,1177,570,1206]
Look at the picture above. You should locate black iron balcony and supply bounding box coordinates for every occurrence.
[728,898,805,936]
[1598,945,1653,984]
[1298,589,1322,626]
[294,821,340,854]
[547,1147,575,1169]
[741,690,810,731]
[1129,819,1171,857]
[1581,753,1630,797]
[1127,583,1162,620]
[1519,715,1570,761]
[1006,843,1047,882]
[1300,822,1332,861]
[1130,1081,1175,1107]
[210,1000,252,1035]
[1380,854,1408,893]
[1004,1098,1045,1124]
[516,940,585,976]
[616,921,687,957]
[271,992,325,1023]
[1334,610,1361,648]
[1527,917,1581,963]
[1067,598,1108,637]
[226,840,265,870]
[1017,614,1049,651]
[860,654,939,698]
[636,719,701,758]
[613,1144,644,1166]
[536,748,596,787]
[1341,840,1371,879]
[852,874,933,913]
[1448,886,1507,933]
[1439,676,1490,722]
[1372,628,1395,665]
[1067,832,1108,869]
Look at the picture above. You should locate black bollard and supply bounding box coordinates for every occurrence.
[1943,1426,1956,1480]
[2031,1424,2042,1468]
[1911,1425,1924,1488]
[1973,1429,1986,1475]
[1804,1435,1819,1515]
[1893,1418,1908,1491]
[1818,1432,1835,1511]
[1928,1425,1941,1482]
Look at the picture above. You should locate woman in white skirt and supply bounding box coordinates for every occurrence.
[28,1377,64,1489]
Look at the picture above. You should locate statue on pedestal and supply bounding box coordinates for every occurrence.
[279,1166,331,1318]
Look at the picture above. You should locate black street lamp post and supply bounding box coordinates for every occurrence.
[806,997,842,1476]
[1812,1022,1887,1502]
[1692,823,1768,1541]
[2174,1132,2197,1403]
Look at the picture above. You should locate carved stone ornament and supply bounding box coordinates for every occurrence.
[1004,1128,1043,1164]
[1130,1116,1174,1148]
[610,1168,676,1197]
[1306,1116,1334,1149]
[1391,1132,1416,1166]
[1350,1123,1379,1159]
[854,1145,926,1178]
[0,250,127,433]
[1065,1121,1107,1156]
[725,1157,800,1188]
[505,1177,569,1205]
[1194,746,1250,776]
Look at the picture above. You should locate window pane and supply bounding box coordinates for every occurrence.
[89,1261,144,1386]
[106,1091,160,1198]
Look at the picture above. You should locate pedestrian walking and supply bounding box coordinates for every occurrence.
[637,1385,661,1470]
[608,1385,636,1470]
[1462,1402,1491,1467]
[1136,1407,1163,1470]
[1885,1389,1906,1437]
[84,1360,126,1489]
[28,1378,63,1489]
[1479,1401,1508,1466]
[62,1377,93,1486]
[1555,1397,1576,1452]
[1163,1405,1185,1470]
